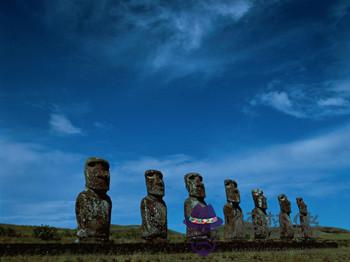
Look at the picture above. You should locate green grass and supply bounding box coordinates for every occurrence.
[0,223,185,244]
[109,225,185,243]
[1,223,350,243]
[1,224,350,261]
[2,223,349,240]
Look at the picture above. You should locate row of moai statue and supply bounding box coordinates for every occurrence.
[75,157,312,242]
[227,186,312,241]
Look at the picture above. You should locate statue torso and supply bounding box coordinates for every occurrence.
[76,189,112,239]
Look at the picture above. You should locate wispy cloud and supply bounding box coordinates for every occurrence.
[318,97,349,107]
[38,0,348,83]
[0,200,76,228]
[93,121,113,131]
[113,0,252,52]
[43,0,253,79]
[2,123,350,229]
[331,1,350,23]
[250,91,305,118]
[0,135,84,227]
[146,0,252,78]
[49,113,82,135]
[114,123,350,197]
[208,0,252,19]
[330,79,350,94]
[249,79,350,119]
[0,136,83,188]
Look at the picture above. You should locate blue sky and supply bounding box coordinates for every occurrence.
[1,0,350,233]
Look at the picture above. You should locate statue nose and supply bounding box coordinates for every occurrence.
[155,176,163,183]
[100,171,109,178]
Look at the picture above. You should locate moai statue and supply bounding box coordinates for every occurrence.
[223,180,244,240]
[296,197,312,239]
[140,170,167,242]
[75,157,112,242]
[278,194,294,240]
[251,189,269,239]
[184,172,208,240]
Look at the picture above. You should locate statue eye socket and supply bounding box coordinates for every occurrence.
[146,174,154,179]
[88,162,96,167]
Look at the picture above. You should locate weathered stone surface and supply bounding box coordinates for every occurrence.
[75,157,112,242]
[141,170,167,242]
[184,172,208,240]
[278,194,294,240]
[223,179,244,240]
[296,197,312,239]
[251,189,269,239]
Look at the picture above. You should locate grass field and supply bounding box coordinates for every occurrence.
[1,223,349,261]
[1,247,350,262]
[0,224,185,244]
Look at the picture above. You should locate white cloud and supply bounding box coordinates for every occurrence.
[120,0,252,52]
[251,91,305,118]
[49,113,82,135]
[43,0,253,79]
[318,97,349,107]
[142,1,252,79]
[207,0,252,20]
[113,124,350,198]
[0,200,76,228]
[93,121,113,131]
[0,136,83,185]
[331,1,350,22]
[161,0,252,52]
[249,79,350,119]
[170,13,208,51]
[2,124,350,229]
[0,135,84,228]
[329,79,350,94]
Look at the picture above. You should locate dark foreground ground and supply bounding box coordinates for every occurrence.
[0,224,349,261]
[1,248,350,262]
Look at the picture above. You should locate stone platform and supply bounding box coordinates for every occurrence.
[0,240,338,256]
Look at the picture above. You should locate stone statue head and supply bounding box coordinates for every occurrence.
[145,169,164,197]
[296,197,307,214]
[184,172,205,199]
[278,194,291,214]
[252,189,267,210]
[224,179,240,203]
[84,157,110,192]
